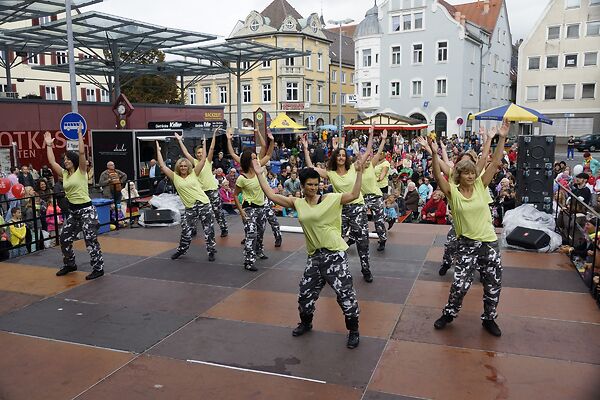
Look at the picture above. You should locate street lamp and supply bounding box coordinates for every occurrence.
[328,18,354,147]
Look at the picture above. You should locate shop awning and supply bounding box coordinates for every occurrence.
[343,112,427,131]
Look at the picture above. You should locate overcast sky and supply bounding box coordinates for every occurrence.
[89,0,550,43]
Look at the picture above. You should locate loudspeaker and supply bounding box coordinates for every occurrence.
[516,169,554,203]
[517,135,555,169]
[143,209,174,224]
[516,135,556,214]
[506,226,551,249]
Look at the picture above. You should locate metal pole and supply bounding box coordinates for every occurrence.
[65,0,78,112]
[236,65,242,129]
[111,40,121,98]
[4,45,11,90]
[338,23,343,146]
[180,74,185,105]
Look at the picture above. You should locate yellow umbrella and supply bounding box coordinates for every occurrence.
[269,113,307,131]
[468,103,553,124]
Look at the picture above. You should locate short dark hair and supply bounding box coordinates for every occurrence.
[63,151,80,171]
[576,173,589,180]
[11,206,20,215]
[299,167,320,186]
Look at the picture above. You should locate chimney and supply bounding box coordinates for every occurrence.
[483,0,490,15]
[454,11,461,22]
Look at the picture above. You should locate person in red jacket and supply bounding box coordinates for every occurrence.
[420,190,447,224]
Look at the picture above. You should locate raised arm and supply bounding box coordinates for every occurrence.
[174,132,195,165]
[206,128,218,161]
[77,124,86,174]
[252,159,295,209]
[440,139,452,167]
[417,136,451,177]
[259,131,274,166]
[225,128,241,164]
[371,129,388,166]
[44,132,63,176]
[359,127,375,166]
[255,128,267,159]
[300,134,327,178]
[192,136,207,176]
[429,138,451,198]
[155,141,174,181]
[476,126,495,175]
[341,158,363,205]
[481,119,508,186]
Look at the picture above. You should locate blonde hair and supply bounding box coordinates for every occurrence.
[174,158,194,176]
[453,159,477,185]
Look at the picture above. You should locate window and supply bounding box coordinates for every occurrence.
[29,53,39,65]
[203,87,211,104]
[391,81,401,96]
[546,55,558,69]
[286,82,299,101]
[565,0,580,8]
[317,53,323,71]
[584,52,598,66]
[331,70,337,82]
[317,85,323,103]
[472,47,477,64]
[240,61,250,70]
[341,72,346,83]
[528,56,540,70]
[262,83,271,102]
[305,53,311,69]
[285,57,295,66]
[242,84,251,103]
[414,12,423,29]
[219,86,227,104]
[362,82,372,97]
[469,79,474,96]
[341,93,346,105]
[38,16,52,25]
[526,86,538,101]
[332,92,337,104]
[566,24,580,38]
[493,55,499,71]
[412,43,423,64]
[375,53,379,64]
[565,54,578,67]
[375,85,379,94]
[250,19,260,31]
[437,41,448,62]
[351,73,355,83]
[587,21,600,36]
[100,90,110,103]
[86,88,95,102]
[45,86,57,100]
[493,84,498,99]
[262,60,271,68]
[544,85,557,100]
[56,51,67,64]
[362,49,372,67]
[411,80,422,96]
[392,11,423,31]
[403,14,412,30]
[563,84,576,99]
[391,46,401,65]
[547,26,560,40]
[305,83,312,103]
[188,88,196,104]
[582,83,596,98]
[436,78,447,95]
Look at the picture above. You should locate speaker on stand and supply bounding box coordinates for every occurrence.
[516,135,555,214]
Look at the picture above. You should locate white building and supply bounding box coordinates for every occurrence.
[517,0,600,137]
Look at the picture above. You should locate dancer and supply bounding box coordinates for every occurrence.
[225,128,274,271]
[362,128,389,251]
[44,127,104,280]
[429,119,509,337]
[302,132,374,282]
[156,138,216,261]
[252,159,364,349]
[175,130,228,238]
[255,129,283,247]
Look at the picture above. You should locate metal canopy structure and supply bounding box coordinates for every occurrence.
[167,40,307,128]
[0,0,101,24]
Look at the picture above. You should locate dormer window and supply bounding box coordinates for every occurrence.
[311,20,318,33]
[250,20,260,31]
[285,19,295,30]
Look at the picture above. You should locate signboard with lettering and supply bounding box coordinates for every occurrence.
[281,102,306,111]
[347,94,357,104]
[148,121,226,130]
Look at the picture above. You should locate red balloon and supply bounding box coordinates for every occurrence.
[0,178,10,195]
[11,183,24,199]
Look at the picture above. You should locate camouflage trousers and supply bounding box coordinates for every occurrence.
[60,205,104,271]
[178,201,216,255]
[364,194,387,243]
[342,203,371,272]
[243,206,266,267]
[298,249,359,319]
[442,225,458,268]
[263,199,282,241]
[443,237,502,320]
[205,189,228,235]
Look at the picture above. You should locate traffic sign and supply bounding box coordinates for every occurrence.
[308,115,316,124]
[60,112,87,140]
[456,117,464,126]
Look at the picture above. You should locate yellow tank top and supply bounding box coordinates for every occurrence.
[63,169,91,204]
[173,173,209,208]
[295,193,348,255]
[374,160,390,188]
[195,159,218,191]
[236,174,265,206]
[361,164,383,196]
[327,164,364,205]
[448,177,497,242]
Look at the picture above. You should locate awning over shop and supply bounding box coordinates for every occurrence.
[343,112,427,131]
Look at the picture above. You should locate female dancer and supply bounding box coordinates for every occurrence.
[156,137,216,261]
[225,128,274,271]
[252,159,364,349]
[44,127,104,280]
[429,119,509,337]
[175,130,228,238]
[302,132,374,282]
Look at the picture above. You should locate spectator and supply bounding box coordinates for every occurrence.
[148,159,161,194]
[18,165,35,188]
[420,190,447,225]
[284,171,301,196]
[266,171,279,189]
[384,194,399,229]
[226,168,238,189]
[28,164,40,180]
[213,151,230,173]
[98,161,127,203]
[567,136,575,160]
[572,173,592,206]
[404,181,420,222]
[219,180,236,215]
[418,178,431,203]
[9,207,26,258]
[40,165,54,187]
[583,152,600,177]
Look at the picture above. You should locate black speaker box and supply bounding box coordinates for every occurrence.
[516,169,554,203]
[144,209,174,224]
[506,226,551,249]
[517,135,556,170]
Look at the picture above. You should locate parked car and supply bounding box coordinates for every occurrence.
[574,134,600,152]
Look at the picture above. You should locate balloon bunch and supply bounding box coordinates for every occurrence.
[0,178,25,199]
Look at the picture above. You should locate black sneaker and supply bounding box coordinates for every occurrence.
[362,270,373,283]
[56,265,77,276]
[482,320,502,337]
[346,330,360,349]
[258,253,269,260]
[171,250,185,260]
[85,269,104,280]
[434,314,454,329]
[244,263,258,272]
[377,241,386,252]
[274,237,282,247]
[208,253,216,262]
[439,263,450,276]
[220,231,228,238]
[292,322,312,336]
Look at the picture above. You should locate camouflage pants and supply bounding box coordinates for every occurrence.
[263,199,282,241]
[443,238,502,320]
[205,189,228,235]
[243,206,266,267]
[178,201,216,255]
[442,225,458,268]
[342,203,370,272]
[364,194,387,242]
[60,205,104,271]
[298,249,359,319]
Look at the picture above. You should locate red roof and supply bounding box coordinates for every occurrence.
[326,24,358,38]
[440,0,504,34]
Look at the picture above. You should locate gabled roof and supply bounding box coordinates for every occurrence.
[451,0,504,34]
[327,24,357,38]
[323,30,355,66]
[260,0,303,30]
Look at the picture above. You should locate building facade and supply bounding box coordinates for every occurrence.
[354,0,512,137]
[517,0,600,137]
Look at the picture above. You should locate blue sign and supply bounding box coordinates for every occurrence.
[60,112,87,140]
[423,101,430,108]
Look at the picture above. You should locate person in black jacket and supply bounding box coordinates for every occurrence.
[18,165,35,187]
